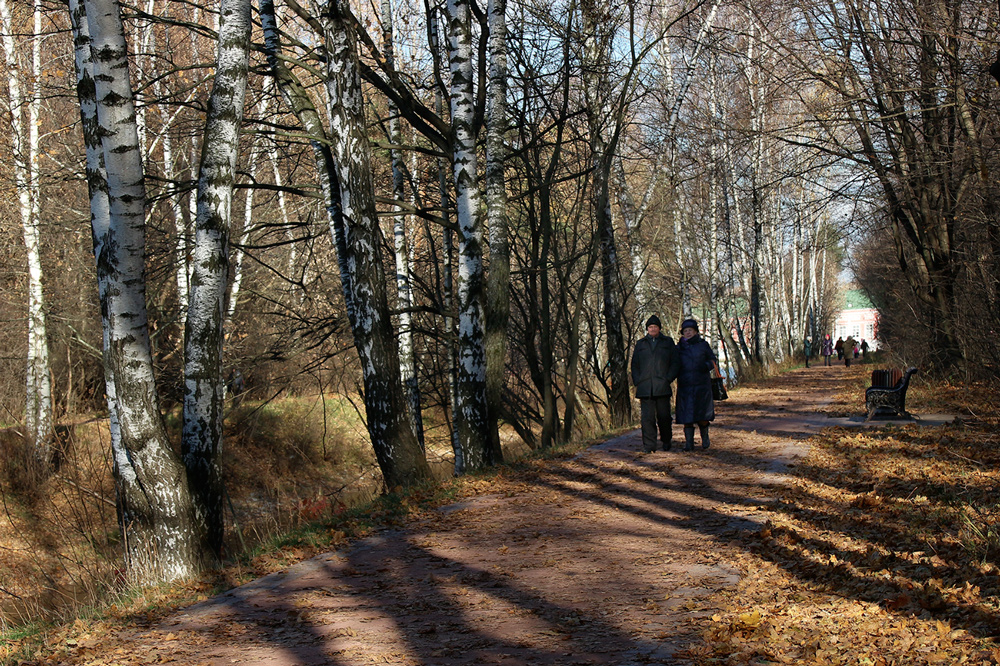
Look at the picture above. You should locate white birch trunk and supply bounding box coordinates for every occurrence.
[426,5,462,471]
[708,48,721,344]
[162,131,190,318]
[613,155,649,311]
[445,0,490,470]
[775,201,787,357]
[746,16,765,363]
[382,0,424,451]
[792,204,801,346]
[130,0,153,159]
[809,212,820,337]
[709,170,719,342]
[188,143,199,286]
[26,0,50,452]
[183,0,252,559]
[1,0,52,456]
[723,138,751,307]
[323,0,429,486]
[260,0,429,487]
[228,141,259,321]
[268,142,296,278]
[820,235,828,329]
[674,201,690,317]
[73,0,207,583]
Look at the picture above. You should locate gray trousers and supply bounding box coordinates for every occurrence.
[640,396,673,451]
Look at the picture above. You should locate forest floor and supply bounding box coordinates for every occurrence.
[17,362,1000,665]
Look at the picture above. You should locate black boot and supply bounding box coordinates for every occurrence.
[684,426,695,451]
[699,424,710,449]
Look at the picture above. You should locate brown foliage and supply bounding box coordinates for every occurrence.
[682,376,1000,665]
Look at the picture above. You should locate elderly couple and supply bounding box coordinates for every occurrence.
[630,315,716,453]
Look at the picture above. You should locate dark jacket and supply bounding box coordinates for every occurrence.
[675,335,716,424]
[821,336,833,356]
[631,333,680,398]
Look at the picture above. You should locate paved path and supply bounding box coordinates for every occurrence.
[55,367,950,666]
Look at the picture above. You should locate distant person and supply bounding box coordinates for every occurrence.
[821,333,834,366]
[631,315,680,453]
[853,342,860,359]
[803,336,812,368]
[675,318,716,451]
[860,339,870,359]
[835,336,844,360]
[226,368,246,404]
[844,335,856,367]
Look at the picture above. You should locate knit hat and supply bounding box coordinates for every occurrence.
[680,318,699,332]
[645,315,661,329]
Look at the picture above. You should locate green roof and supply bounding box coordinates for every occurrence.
[843,289,874,310]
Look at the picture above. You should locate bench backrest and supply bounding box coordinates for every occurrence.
[871,368,904,388]
[870,366,919,390]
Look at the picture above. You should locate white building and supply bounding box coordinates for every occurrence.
[833,289,879,350]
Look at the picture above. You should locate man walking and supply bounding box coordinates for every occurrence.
[631,315,680,452]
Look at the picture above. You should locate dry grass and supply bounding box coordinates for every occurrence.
[0,394,388,637]
[0,390,550,652]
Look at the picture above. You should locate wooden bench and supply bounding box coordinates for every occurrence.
[865,367,918,420]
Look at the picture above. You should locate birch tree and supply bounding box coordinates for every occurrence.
[182,0,252,559]
[1,0,52,457]
[261,0,431,488]
[381,0,425,452]
[444,0,491,471]
[745,14,766,364]
[426,3,463,468]
[71,0,208,582]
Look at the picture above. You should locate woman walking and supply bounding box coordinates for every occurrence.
[821,333,834,366]
[675,318,716,450]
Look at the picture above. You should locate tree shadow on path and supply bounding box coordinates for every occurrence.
[92,366,996,664]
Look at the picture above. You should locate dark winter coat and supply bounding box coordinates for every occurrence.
[675,335,716,424]
[821,337,833,356]
[631,333,680,398]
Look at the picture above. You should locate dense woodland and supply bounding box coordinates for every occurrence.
[1,0,999,591]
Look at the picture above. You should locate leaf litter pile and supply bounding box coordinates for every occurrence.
[681,374,1000,665]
